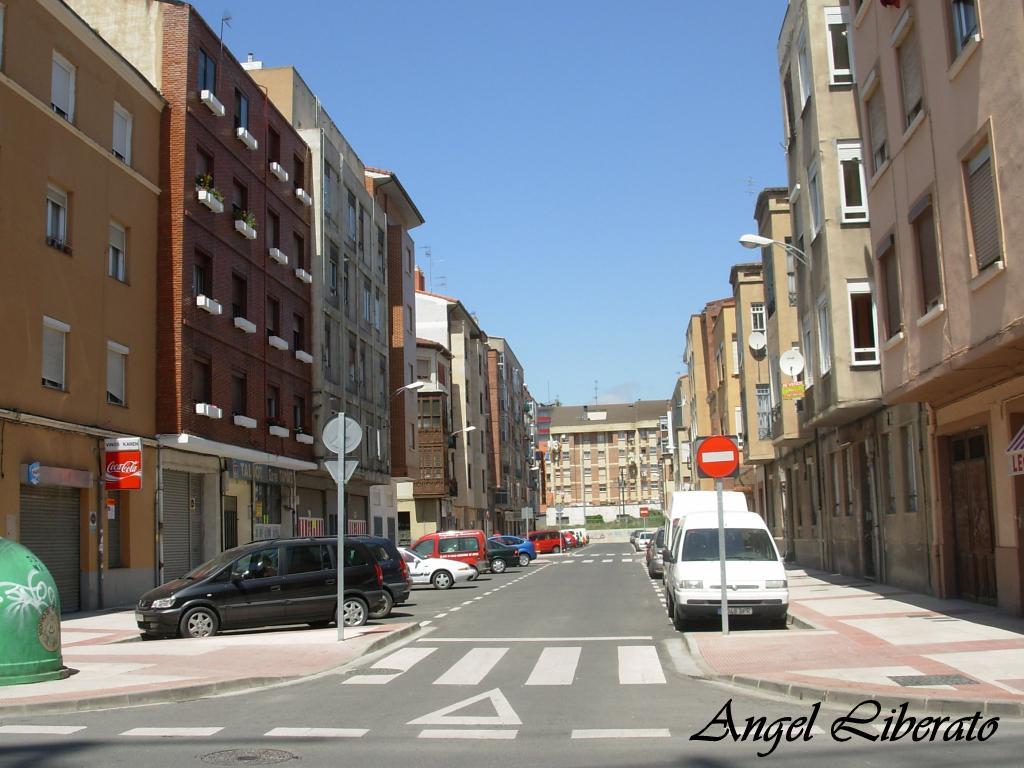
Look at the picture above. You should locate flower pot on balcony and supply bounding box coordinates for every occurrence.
[294,349,313,364]
[196,295,222,315]
[233,414,257,429]
[294,268,312,284]
[234,219,257,240]
[296,432,314,445]
[269,424,290,438]
[195,402,223,419]
[196,188,224,213]
[236,127,258,151]
[295,188,313,207]
[269,162,289,182]
[200,89,225,117]
[268,247,288,266]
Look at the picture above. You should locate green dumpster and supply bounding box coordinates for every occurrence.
[0,538,70,684]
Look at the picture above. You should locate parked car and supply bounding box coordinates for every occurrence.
[663,510,788,631]
[135,537,386,639]
[349,535,412,619]
[490,535,536,566]
[646,527,666,578]
[399,547,477,589]
[629,529,643,547]
[562,530,580,548]
[666,490,748,552]
[528,529,565,555]
[634,530,655,552]
[411,530,490,573]
[485,539,520,573]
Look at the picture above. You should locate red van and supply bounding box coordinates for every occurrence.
[528,530,565,555]
[411,530,489,573]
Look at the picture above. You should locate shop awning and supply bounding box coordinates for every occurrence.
[1007,425,1024,476]
[157,434,318,472]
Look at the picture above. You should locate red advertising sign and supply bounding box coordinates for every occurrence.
[695,435,740,479]
[104,437,143,490]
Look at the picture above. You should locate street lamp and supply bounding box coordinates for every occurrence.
[390,380,426,400]
[738,233,810,267]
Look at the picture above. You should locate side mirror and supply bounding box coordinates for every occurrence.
[662,550,675,564]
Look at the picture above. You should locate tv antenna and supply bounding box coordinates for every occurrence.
[218,12,232,68]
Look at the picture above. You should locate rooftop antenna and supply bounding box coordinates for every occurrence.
[594,380,599,404]
[218,12,232,74]
[743,176,756,196]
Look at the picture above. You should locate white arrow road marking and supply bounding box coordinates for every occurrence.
[434,647,508,685]
[408,688,522,726]
[700,450,736,463]
[525,646,581,685]
[264,727,367,738]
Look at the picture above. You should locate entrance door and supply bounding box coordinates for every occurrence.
[860,443,877,580]
[222,496,238,551]
[950,432,997,604]
[20,486,81,613]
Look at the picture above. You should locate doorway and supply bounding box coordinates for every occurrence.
[222,496,238,550]
[860,443,877,580]
[949,431,997,604]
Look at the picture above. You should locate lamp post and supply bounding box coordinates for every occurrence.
[738,233,810,267]
[448,425,477,530]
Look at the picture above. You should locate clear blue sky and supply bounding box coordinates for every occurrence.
[194,0,789,406]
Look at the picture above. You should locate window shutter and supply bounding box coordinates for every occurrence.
[51,57,72,115]
[898,32,923,125]
[107,349,125,404]
[966,147,1000,269]
[42,327,63,386]
[867,94,887,168]
[109,223,126,253]
[915,207,942,310]
[113,108,130,159]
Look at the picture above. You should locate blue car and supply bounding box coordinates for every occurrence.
[489,536,536,567]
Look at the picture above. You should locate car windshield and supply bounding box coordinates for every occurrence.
[680,528,777,562]
[400,549,422,563]
[182,546,249,580]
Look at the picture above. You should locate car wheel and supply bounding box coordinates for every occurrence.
[432,570,454,589]
[672,604,687,632]
[491,557,507,574]
[518,552,530,567]
[369,590,394,620]
[179,606,219,638]
[553,546,561,554]
[342,596,368,627]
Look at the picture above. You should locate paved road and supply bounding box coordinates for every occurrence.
[1,544,1022,767]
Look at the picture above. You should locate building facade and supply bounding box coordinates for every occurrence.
[0,0,164,611]
[486,338,531,536]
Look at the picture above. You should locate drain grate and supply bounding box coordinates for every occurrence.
[889,674,979,687]
[200,749,297,765]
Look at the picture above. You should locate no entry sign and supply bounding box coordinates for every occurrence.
[695,435,740,479]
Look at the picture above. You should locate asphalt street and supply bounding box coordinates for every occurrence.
[1,543,1022,767]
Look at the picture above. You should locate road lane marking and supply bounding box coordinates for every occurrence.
[121,727,223,737]
[583,559,594,563]
[525,646,582,686]
[434,647,508,685]
[418,729,517,739]
[618,646,667,685]
[344,646,437,684]
[265,727,367,738]
[419,636,653,642]
[343,673,400,685]
[435,613,448,618]
[572,728,670,739]
[409,688,521,726]
[0,726,86,735]
[602,559,613,563]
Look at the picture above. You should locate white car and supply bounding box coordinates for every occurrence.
[399,547,477,590]
[634,531,655,552]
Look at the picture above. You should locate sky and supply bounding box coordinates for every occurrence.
[193,0,789,407]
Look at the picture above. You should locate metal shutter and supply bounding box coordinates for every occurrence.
[967,147,1000,270]
[20,486,81,614]
[189,473,204,569]
[162,470,190,580]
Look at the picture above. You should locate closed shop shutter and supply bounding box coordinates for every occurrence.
[189,473,204,569]
[20,486,81,614]
[163,470,190,580]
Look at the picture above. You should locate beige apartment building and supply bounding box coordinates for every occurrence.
[667,375,693,493]
[852,0,1024,611]
[486,338,531,536]
[0,0,164,610]
[545,402,668,522]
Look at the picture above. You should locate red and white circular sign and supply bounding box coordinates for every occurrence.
[695,435,740,479]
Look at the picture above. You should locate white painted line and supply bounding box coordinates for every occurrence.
[435,613,448,618]
[418,729,517,740]
[618,646,667,685]
[373,646,438,672]
[420,636,653,642]
[461,600,473,605]
[701,450,736,463]
[265,727,367,738]
[421,620,432,626]
[485,591,495,595]
[810,726,826,736]
[572,728,670,739]
[525,647,582,686]
[343,672,401,685]
[473,597,484,600]
[0,726,86,735]
[434,647,508,685]
[409,688,521,726]
[621,559,631,563]
[449,607,462,611]
[602,559,613,563]
[121,727,223,737]
[583,559,594,563]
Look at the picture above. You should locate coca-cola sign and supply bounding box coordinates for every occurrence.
[104,437,143,490]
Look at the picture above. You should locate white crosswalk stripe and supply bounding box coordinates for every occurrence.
[525,646,581,686]
[344,646,437,685]
[618,646,667,685]
[0,726,86,735]
[434,647,508,685]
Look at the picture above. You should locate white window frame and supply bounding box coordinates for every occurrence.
[808,160,822,236]
[46,184,68,244]
[51,51,75,121]
[816,296,832,375]
[108,221,126,282]
[42,316,69,390]
[802,320,815,387]
[796,30,812,109]
[847,281,880,365]
[824,7,853,85]
[112,102,132,164]
[951,0,979,56]
[837,141,869,222]
[750,302,766,332]
[731,338,740,376]
[106,340,128,406]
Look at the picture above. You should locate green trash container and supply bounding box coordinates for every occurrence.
[0,537,71,684]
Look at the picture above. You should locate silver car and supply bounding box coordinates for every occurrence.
[645,527,666,578]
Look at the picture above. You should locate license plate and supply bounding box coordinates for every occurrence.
[717,607,753,616]
[134,611,143,622]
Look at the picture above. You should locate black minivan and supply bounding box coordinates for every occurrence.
[135,537,386,639]
[349,535,412,619]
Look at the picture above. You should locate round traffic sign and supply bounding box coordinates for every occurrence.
[322,416,363,455]
[695,435,740,479]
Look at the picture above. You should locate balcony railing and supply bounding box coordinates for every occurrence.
[770,403,783,439]
[757,406,772,440]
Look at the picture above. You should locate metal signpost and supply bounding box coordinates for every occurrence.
[323,414,362,641]
[694,435,741,635]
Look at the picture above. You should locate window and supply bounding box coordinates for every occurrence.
[267,210,280,249]
[816,298,831,375]
[377,227,386,274]
[407,304,414,334]
[965,143,1001,271]
[358,205,366,255]
[192,251,211,297]
[233,89,248,131]
[328,243,339,295]
[825,7,853,85]
[783,72,797,144]
[267,127,280,165]
[343,263,352,318]
[293,397,305,431]
[51,52,75,121]
[731,337,739,376]
[231,273,247,319]
[346,191,357,242]
[807,161,822,235]
[266,297,280,337]
[231,179,247,220]
[267,385,279,421]
[796,30,812,109]
[866,89,888,174]
[46,184,68,247]
[231,373,247,416]
[912,202,942,312]
[756,384,772,439]
[847,281,879,365]
[323,163,333,209]
[359,344,367,395]
[347,335,358,391]
[362,280,372,324]
[374,289,382,330]
[323,320,333,372]
[902,424,918,512]
[786,247,797,306]
[837,141,868,222]
[762,247,776,317]
[878,237,902,339]
[106,341,128,406]
[197,48,216,92]
[112,103,132,163]
[108,222,126,282]
[897,26,924,128]
[293,313,305,351]
[950,0,978,57]
[196,146,213,183]
[42,316,68,390]
[750,302,766,333]
[293,233,305,271]
[294,155,305,192]
[192,358,211,404]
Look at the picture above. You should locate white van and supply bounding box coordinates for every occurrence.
[665,490,748,553]
[663,509,788,630]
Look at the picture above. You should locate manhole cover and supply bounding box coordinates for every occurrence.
[889,674,979,687]
[200,749,297,765]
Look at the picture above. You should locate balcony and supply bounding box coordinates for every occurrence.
[199,89,224,117]
[770,403,783,439]
[234,218,257,240]
[196,295,222,315]
[269,162,289,182]
[195,402,222,419]
[196,187,224,213]
[233,414,257,429]
[233,316,256,334]
[268,334,289,351]
[268,247,288,266]
[295,188,313,207]
[294,267,312,284]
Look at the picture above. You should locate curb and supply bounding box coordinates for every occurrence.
[0,622,423,718]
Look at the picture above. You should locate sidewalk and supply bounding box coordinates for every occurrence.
[0,611,420,716]
[685,568,1024,717]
